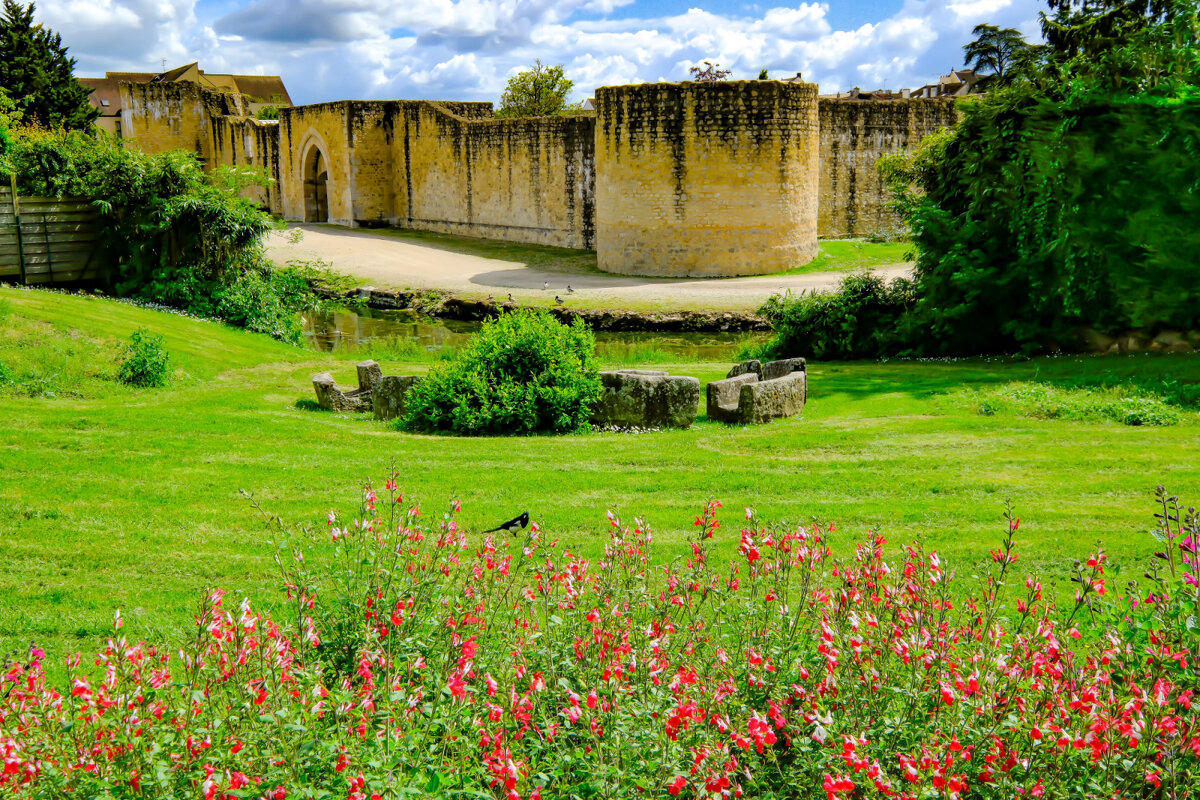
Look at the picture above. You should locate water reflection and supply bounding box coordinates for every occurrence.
[302,307,767,362]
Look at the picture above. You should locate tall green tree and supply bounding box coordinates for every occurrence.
[962,23,1031,79]
[0,0,96,130]
[1041,0,1181,58]
[496,60,580,118]
[880,0,1200,356]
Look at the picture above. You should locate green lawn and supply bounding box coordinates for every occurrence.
[779,238,913,276]
[3,286,1199,666]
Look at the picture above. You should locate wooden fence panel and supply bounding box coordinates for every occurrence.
[0,184,111,284]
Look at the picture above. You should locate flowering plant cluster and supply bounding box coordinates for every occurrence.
[4,479,1200,799]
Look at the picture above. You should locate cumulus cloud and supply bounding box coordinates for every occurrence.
[38,0,1045,104]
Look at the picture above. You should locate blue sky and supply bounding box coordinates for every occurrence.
[40,0,1045,105]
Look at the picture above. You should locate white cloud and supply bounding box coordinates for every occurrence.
[37,0,1044,104]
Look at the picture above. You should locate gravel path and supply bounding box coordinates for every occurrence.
[266,224,913,312]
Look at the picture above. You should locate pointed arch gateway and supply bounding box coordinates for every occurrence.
[302,142,330,223]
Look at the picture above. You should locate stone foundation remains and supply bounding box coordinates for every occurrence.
[312,360,382,412]
[373,375,424,421]
[590,369,701,429]
[708,359,807,424]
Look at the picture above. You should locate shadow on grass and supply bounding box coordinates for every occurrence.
[294,399,325,413]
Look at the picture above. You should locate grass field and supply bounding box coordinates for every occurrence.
[3,285,1200,666]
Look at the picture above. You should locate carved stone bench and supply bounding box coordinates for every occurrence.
[706,358,807,424]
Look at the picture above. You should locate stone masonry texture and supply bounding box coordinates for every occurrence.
[118,80,959,277]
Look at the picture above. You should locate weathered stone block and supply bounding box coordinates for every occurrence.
[707,373,759,423]
[312,372,373,413]
[591,370,700,429]
[707,371,806,425]
[726,360,761,379]
[374,375,423,421]
[1152,330,1191,353]
[356,360,383,393]
[1117,332,1153,354]
[737,372,807,424]
[761,358,807,381]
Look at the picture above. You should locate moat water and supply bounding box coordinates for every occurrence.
[301,307,767,362]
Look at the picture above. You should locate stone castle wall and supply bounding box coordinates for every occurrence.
[274,100,595,248]
[120,82,282,210]
[119,79,959,276]
[594,81,819,277]
[818,98,958,238]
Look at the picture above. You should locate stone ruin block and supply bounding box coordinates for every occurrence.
[761,357,806,381]
[727,357,806,381]
[726,360,761,379]
[373,375,424,421]
[737,372,807,424]
[707,363,807,425]
[311,359,381,413]
[706,373,760,423]
[356,360,383,393]
[590,369,701,429]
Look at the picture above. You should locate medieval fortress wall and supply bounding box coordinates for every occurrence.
[817,98,959,239]
[119,79,957,277]
[594,82,820,277]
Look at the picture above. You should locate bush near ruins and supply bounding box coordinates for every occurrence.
[758,272,917,360]
[763,0,1199,360]
[403,309,601,435]
[873,0,1200,355]
[4,478,1200,798]
[1,126,321,342]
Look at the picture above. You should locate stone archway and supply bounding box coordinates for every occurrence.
[303,144,330,223]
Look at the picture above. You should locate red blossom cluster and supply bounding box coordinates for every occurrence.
[3,479,1200,799]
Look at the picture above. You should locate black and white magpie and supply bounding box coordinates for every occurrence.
[484,511,530,534]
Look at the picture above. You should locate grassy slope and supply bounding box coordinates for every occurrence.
[3,286,1200,664]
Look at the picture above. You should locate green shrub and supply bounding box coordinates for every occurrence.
[758,272,916,360]
[213,265,310,343]
[403,309,600,435]
[118,329,170,388]
[2,127,326,342]
[878,7,1200,356]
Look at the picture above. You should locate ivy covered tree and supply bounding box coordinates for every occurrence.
[496,60,580,118]
[0,0,96,130]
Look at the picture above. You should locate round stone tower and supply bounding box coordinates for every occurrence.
[593,80,820,278]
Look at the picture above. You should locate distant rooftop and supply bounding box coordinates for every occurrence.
[81,61,292,119]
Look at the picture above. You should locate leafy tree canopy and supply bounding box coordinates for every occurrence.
[0,0,96,130]
[876,0,1200,356]
[496,60,581,118]
[962,23,1031,80]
